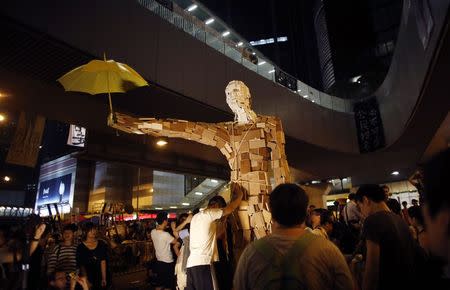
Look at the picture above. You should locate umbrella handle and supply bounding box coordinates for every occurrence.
[107,91,117,123]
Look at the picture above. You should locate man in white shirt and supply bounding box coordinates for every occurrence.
[151,212,180,290]
[186,183,244,290]
[342,193,362,227]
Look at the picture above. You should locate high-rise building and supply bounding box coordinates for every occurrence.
[315,0,403,98]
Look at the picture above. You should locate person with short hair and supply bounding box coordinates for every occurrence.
[312,209,334,240]
[151,212,180,290]
[342,193,362,228]
[186,183,244,290]
[234,183,353,290]
[355,184,416,290]
[422,149,450,281]
[47,224,78,276]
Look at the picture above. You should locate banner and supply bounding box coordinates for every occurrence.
[36,173,73,207]
[67,124,86,147]
[354,98,385,153]
[6,112,45,167]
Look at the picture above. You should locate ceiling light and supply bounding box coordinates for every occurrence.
[391,171,400,175]
[0,114,5,122]
[211,179,218,183]
[39,145,42,149]
[237,42,243,47]
[150,188,154,193]
[312,100,315,103]
[155,207,163,210]
[311,180,320,184]
[268,69,275,73]
[195,192,203,196]
[205,18,214,25]
[351,75,362,83]
[252,52,256,55]
[170,206,178,209]
[182,202,190,206]
[222,31,230,37]
[303,95,308,98]
[187,4,197,11]
[258,61,266,65]
[3,176,11,182]
[156,139,168,147]
[297,89,302,92]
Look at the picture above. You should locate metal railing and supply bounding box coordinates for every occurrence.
[137,0,353,113]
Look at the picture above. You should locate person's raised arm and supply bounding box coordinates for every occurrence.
[174,214,193,233]
[222,183,244,217]
[30,223,46,256]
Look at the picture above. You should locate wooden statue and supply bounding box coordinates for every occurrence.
[108,80,290,241]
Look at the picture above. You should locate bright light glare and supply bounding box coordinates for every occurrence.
[391,171,400,175]
[195,192,203,196]
[4,176,11,182]
[156,140,168,147]
[237,42,243,47]
[0,114,5,122]
[170,206,178,209]
[155,207,163,210]
[222,31,230,37]
[205,18,214,25]
[211,179,218,183]
[187,4,197,11]
[182,202,190,206]
[258,61,266,65]
[268,69,275,73]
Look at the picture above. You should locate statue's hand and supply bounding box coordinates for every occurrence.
[107,112,117,126]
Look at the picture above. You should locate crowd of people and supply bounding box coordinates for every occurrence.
[1,149,449,290]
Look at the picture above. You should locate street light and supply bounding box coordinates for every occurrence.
[4,176,11,182]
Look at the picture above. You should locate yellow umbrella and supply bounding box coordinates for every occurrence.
[57,53,148,120]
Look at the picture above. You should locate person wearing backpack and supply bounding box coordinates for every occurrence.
[233,183,353,290]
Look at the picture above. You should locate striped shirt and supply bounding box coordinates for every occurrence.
[47,244,77,274]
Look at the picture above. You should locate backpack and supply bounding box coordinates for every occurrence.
[253,232,319,290]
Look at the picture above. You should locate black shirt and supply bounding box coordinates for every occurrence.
[363,211,415,290]
[76,240,109,290]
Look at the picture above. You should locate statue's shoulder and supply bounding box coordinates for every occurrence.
[257,115,281,124]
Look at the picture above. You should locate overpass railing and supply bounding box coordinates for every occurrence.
[137,0,353,113]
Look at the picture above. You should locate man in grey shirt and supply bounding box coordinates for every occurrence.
[234,183,353,290]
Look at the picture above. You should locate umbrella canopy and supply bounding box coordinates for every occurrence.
[58,59,148,94]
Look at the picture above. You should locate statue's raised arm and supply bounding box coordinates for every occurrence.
[109,112,228,149]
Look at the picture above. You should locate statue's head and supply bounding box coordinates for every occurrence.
[226,80,251,111]
[226,81,256,123]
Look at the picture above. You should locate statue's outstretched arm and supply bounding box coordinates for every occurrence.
[109,112,229,148]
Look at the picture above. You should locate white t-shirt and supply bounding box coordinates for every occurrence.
[187,208,223,268]
[151,229,175,263]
